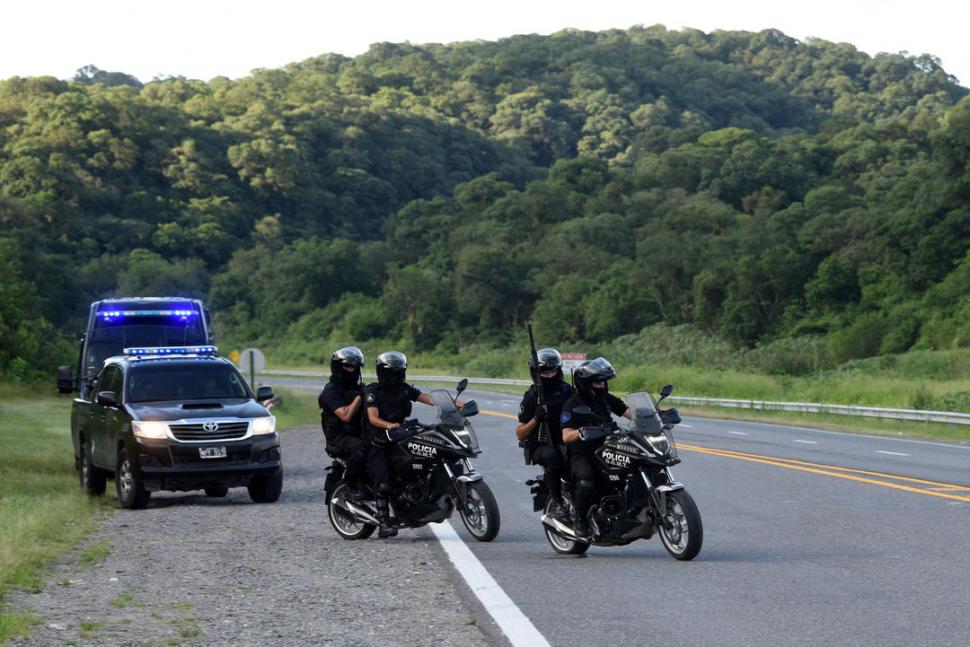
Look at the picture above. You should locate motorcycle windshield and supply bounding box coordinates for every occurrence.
[626,391,664,437]
[430,389,479,452]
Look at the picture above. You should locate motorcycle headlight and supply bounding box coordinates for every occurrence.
[646,434,670,455]
[251,416,276,435]
[132,420,169,439]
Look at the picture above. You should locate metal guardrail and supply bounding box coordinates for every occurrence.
[259,370,970,426]
[261,368,532,386]
[666,397,970,426]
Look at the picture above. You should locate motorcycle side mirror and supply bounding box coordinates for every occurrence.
[461,400,479,417]
[456,378,468,396]
[658,384,673,404]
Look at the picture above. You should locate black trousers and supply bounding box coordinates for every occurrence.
[531,444,565,499]
[325,433,367,481]
[367,443,394,492]
[568,453,599,519]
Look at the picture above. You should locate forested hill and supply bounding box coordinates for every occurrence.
[2,25,969,377]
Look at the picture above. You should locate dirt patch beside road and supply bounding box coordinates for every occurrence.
[9,426,495,646]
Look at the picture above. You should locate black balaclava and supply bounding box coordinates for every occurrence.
[330,346,364,389]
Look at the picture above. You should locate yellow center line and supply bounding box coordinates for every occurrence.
[680,443,970,503]
[480,410,970,503]
[679,443,955,488]
[482,409,518,421]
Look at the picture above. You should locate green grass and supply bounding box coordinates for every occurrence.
[267,387,320,430]
[77,540,110,568]
[0,385,107,643]
[110,592,136,608]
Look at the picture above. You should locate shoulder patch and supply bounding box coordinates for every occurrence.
[561,411,571,425]
[366,392,376,404]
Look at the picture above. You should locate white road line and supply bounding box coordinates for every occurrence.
[431,520,550,647]
[679,424,694,428]
[876,450,910,456]
[793,439,818,444]
[728,431,749,436]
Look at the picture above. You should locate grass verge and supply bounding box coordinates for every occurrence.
[267,387,320,430]
[679,405,970,443]
[0,385,107,644]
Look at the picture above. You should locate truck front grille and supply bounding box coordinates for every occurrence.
[170,421,249,441]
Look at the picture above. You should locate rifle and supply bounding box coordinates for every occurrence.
[527,323,551,451]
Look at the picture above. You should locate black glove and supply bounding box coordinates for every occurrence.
[533,409,547,425]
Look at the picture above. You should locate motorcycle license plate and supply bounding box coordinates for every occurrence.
[199,446,227,459]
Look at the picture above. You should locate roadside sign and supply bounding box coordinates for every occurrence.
[560,352,587,373]
[229,349,241,364]
[238,348,266,389]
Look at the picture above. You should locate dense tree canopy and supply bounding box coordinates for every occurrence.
[1,26,968,377]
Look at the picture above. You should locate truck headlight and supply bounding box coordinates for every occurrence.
[132,420,169,439]
[251,416,276,435]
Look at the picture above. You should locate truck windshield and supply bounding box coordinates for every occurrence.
[85,316,208,379]
[128,363,250,403]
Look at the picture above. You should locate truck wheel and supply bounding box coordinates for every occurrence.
[116,447,150,509]
[79,442,107,495]
[247,469,283,503]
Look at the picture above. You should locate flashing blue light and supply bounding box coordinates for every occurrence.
[123,345,218,357]
[99,309,199,319]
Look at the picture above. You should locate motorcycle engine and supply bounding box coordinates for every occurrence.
[592,495,637,538]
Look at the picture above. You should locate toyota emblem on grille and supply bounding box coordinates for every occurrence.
[203,421,219,432]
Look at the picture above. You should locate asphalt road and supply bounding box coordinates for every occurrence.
[271,379,970,647]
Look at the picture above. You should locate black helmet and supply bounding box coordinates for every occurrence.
[530,348,564,386]
[376,351,407,388]
[330,346,364,387]
[529,348,562,371]
[573,357,616,398]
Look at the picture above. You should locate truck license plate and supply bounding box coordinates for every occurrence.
[199,446,227,459]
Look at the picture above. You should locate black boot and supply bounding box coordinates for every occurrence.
[376,495,397,538]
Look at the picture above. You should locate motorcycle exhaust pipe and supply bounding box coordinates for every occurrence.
[333,496,381,525]
[541,513,583,540]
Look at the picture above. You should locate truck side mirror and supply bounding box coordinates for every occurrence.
[57,366,74,393]
[256,386,274,402]
[96,391,118,407]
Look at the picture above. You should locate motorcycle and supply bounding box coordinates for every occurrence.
[529,385,703,560]
[325,379,501,542]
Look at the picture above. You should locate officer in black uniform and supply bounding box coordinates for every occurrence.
[363,351,436,538]
[560,357,631,537]
[516,348,572,519]
[318,347,368,491]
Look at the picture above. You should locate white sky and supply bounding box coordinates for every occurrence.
[2,0,968,87]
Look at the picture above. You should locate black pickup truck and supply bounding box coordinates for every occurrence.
[72,345,282,508]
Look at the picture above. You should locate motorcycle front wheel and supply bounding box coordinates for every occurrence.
[658,489,703,561]
[458,481,500,542]
[327,482,376,540]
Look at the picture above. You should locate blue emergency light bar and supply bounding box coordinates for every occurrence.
[99,309,198,319]
[123,346,218,357]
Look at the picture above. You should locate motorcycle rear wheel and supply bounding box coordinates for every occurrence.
[543,498,589,555]
[327,482,376,540]
[658,489,703,561]
[458,481,500,542]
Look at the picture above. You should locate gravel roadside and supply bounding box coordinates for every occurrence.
[9,426,500,646]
